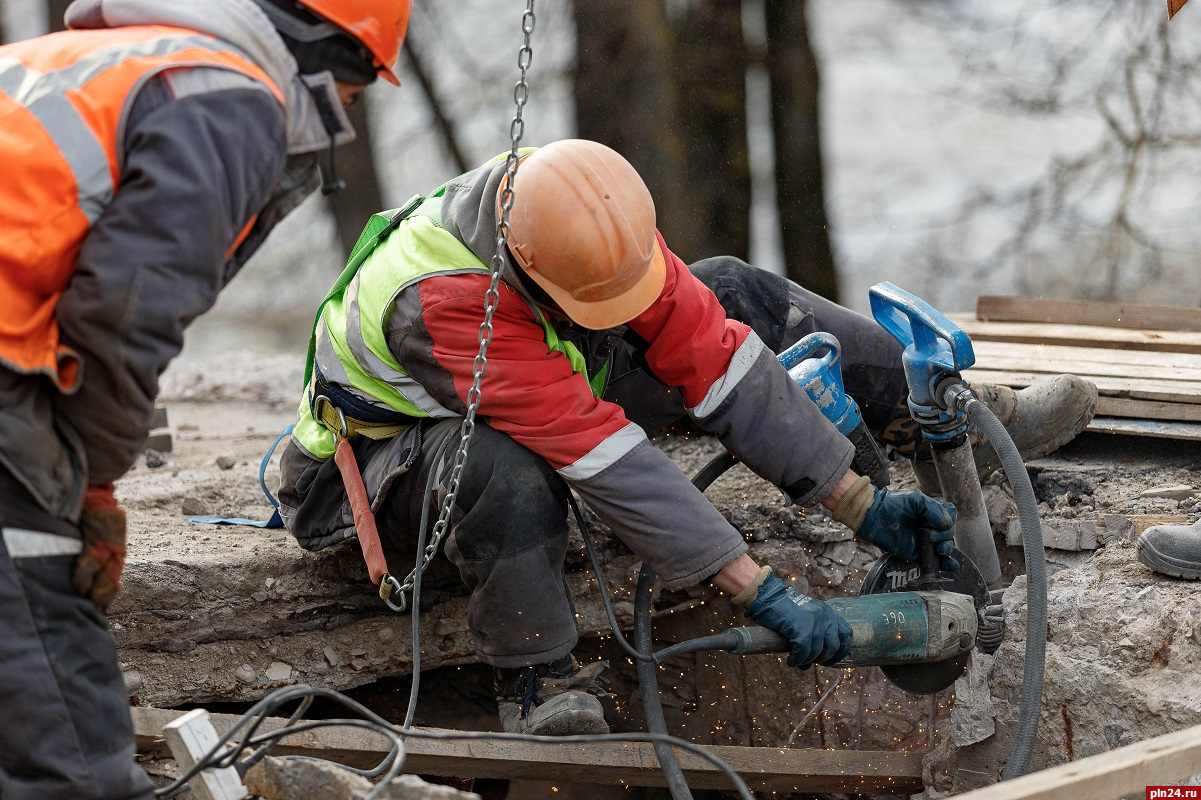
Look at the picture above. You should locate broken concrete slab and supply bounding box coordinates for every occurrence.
[954,536,1201,791]
[244,756,479,800]
[1100,514,1191,542]
[1006,517,1099,551]
[115,399,951,765]
[1140,484,1195,502]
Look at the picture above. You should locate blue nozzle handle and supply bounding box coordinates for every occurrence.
[868,281,975,374]
[778,332,862,439]
[869,282,975,416]
[777,330,839,373]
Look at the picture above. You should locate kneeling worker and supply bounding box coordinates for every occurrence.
[278,139,1096,735]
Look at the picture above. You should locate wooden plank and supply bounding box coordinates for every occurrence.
[970,341,1201,382]
[132,706,923,794]
[950,722,1201,800]
[964,369,1201,406]
[1097,396,1201,423]
[1086,417,1201,442]
[976,295,1201,332]
[947,314,1201,355]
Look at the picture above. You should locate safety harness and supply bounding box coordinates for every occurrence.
[304,193,427,606]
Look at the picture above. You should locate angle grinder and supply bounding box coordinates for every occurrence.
[706,532,992,694]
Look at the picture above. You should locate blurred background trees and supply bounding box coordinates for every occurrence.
[4,0,1201,362]
[573,0,838,299]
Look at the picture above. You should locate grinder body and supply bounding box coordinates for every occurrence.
[726,589,977,668]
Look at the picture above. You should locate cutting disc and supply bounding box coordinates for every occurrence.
[859,547,989,695]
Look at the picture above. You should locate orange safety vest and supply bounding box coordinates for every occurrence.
[0,26,285,393]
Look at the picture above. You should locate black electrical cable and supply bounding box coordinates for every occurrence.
[629,451,740,800]
[566,450,740,800]
[634,563,694,800]
[568,492,654,663]
[233,694,314,774]
[689,451,739,494]
[402,429,457,731]
[153,686,407,799]
[155,684,756,800]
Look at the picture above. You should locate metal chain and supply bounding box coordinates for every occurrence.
[387,1,537,612]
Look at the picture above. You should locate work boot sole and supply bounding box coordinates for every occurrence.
[499,690,610,736]
[1137,535,1201,580]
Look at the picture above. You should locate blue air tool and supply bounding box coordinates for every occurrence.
[778,332,891,488]
[868,282,1002,588]
[865,281,1047,778]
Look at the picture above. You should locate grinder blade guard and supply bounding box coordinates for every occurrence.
[859,545,991,694]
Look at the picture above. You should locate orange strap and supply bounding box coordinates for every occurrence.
[333,437,391,587]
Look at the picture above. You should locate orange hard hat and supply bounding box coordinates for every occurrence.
[504,140,667,330]
[296,0,410,85]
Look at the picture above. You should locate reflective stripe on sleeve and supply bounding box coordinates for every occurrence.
[340,276,458,418]
[687,331,766,419]
[2,528,83,559]
[558,422,647,482]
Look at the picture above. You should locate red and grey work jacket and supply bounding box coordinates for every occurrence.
[0,26,283,393]
[286,156,855,588]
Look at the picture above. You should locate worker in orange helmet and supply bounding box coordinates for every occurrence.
[0,0,408,797]
[279,139,1096,736]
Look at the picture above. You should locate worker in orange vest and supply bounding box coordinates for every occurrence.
[0,0,408,797]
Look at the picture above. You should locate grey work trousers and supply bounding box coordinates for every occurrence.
[0,468,154,800]
[285,257,908,669]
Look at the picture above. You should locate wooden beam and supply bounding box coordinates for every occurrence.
[947,314,1201,355]
[970,341,1201,381]
[1096,397,1201,423]
[132,706,924,794]
[951,723,1201,800]
[1086,417,1201,442]
[964,369,1201,406]
[976,295,1201,332]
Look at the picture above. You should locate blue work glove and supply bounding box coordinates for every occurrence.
[743,573,853,668]
[859,487,959,571]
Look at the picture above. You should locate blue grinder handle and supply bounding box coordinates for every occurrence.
[868,281,975,373]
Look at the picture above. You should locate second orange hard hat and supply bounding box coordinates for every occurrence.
[293,0,410,85]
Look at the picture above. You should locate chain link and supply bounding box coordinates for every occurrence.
[389,0,537,612]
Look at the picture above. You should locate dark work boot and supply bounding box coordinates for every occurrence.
[495,655,610,736]
[1138,521,1201,579]
[909,375,1098,495]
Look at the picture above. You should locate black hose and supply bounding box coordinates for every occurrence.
[653,633,740,663]
[566,449,746,797]
[403,431,457,731]
[635,565,694,799]
[944,383,1047,779]
[627,451,740,800]
[690,451,739,493]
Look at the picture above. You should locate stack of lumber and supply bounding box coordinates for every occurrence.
[954,295,1201,442]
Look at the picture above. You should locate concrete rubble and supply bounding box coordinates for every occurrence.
[244,756,479,800]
